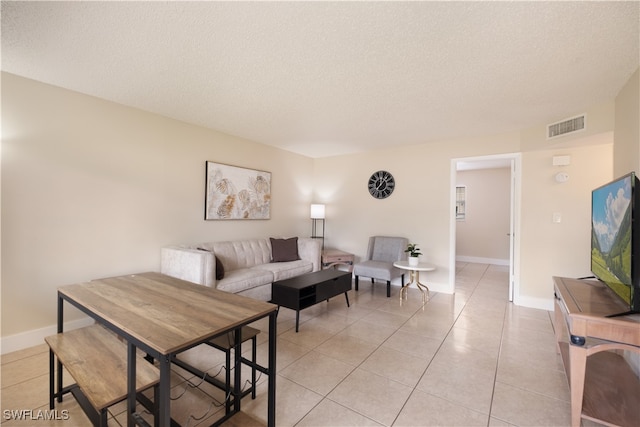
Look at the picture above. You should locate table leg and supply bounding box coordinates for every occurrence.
[399,270,416,301]
[233,328,242,414]
[268,311,277,427]
[158,355,171,427]
[251,335,257,399]
[225,343,231,415]
[569,344,587,427]
[127,343,136,427]
[56,295,64,403]
[414,271,430,304]
[49,349,55,409]
[399,270,430,304]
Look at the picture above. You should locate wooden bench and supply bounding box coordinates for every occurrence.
[45,324,160,426]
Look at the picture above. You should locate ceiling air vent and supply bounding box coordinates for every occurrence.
[547,114,586,140]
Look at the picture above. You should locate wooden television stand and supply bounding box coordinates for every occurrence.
[553,276,640,427]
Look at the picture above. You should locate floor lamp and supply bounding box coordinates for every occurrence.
[310,204,325,249]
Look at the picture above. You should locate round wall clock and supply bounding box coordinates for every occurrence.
[368,170,395,199]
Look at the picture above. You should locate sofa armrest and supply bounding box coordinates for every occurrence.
[160,246,216,287]
[297,238,322,271]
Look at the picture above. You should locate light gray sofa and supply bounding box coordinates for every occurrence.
[160,237,322,301]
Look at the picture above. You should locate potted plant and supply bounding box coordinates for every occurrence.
[405,243,422,266]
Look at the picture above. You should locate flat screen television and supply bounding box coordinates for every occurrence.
[591,172,640,316]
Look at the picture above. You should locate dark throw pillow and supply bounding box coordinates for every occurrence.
[270,237,300,262]
[214,255,225,280]
[198,247,224,280]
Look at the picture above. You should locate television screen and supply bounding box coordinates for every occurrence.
[591,173,637,310]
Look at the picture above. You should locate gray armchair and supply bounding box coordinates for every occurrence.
[353,236,408,297]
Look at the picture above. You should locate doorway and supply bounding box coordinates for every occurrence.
[450,154,521,302]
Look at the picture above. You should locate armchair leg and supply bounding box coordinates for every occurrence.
[355,276,359,291]
[386,281,391,297]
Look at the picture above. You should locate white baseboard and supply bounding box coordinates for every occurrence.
[456,255,510,266]
[1,317,94,355]
[514,295,554,311]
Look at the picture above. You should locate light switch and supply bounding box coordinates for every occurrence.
[553,212,562,223]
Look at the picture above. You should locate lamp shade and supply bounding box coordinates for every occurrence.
[310,204,325,219]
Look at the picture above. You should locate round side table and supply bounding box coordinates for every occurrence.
[393,261,436,304]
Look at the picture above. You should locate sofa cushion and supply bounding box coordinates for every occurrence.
[353,260,400,281]
[216,268,274,294]
[258,260,313,282]
[211,239,272,270]
[270,237,299,262]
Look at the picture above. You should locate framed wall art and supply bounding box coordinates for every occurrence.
[205,161,271,220]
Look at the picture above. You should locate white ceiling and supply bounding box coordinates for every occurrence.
[2,1,638,158]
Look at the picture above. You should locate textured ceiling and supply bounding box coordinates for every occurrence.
[2,1,638,158]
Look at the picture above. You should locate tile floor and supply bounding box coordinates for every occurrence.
[1,263,580,426]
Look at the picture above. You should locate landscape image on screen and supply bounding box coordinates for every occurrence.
[591,176,633,305]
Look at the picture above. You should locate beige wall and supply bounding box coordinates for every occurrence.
[519,142,613,305]
[1,73,314,348]
[456,168,511,264]
[520,101,615,152]
[2,69,630,352]
[614,68,640,176]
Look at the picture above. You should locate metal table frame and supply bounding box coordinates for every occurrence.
[393,261,436,304]
[55,272,277,427]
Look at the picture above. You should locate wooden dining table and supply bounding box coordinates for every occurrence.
[56,271,277,426]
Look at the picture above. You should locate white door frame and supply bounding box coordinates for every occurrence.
[449,153,521,302]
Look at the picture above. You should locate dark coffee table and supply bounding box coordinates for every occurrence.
[271,269,352,332]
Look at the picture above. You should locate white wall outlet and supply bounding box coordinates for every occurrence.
[553,212,562,223]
